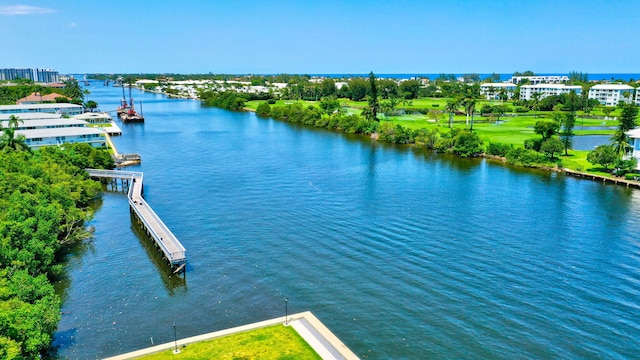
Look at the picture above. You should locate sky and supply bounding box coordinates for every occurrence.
[1,0,640,75]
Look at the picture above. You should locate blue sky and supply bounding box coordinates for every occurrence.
[1,0,639,74]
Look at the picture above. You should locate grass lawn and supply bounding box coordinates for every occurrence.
[134,325,321,360]
[244,97,625,174]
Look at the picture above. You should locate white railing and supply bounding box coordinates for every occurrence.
[129,199,186,262]
[86,169,143,179]
[86,168,186,264]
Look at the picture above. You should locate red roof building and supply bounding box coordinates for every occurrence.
[16,92,71,104]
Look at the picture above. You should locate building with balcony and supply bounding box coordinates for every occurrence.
[0,117,106,150]
[0,68,60,83]
[588,84,635,107]
[508,75,570,85]
[519,84,582,101]
[479,83,517,100]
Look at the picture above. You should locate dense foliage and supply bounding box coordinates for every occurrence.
[199,91,246,111]
[0,80,85,105]
[0,143,113,359]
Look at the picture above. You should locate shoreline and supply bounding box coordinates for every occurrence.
[137,86,640,190]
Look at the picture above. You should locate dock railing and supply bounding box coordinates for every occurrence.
[86,169,186,269]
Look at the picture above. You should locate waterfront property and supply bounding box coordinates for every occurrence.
[1,114,109,149]
[0,103,84,115]
[589,84,635,106]
[2,117,105,149]
[479,83,517,100]
[519,83,582,101]
[626,128,640,169]
[86,169,187,273]
[19,126,105,149]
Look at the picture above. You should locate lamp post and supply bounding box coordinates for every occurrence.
[173,322,180,354]
[285,297,288,325]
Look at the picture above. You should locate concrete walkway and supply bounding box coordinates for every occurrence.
[103,311,358,360]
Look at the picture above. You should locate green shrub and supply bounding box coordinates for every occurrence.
[524,138,542,152]
[486,142,512,157]
[434,129,483,157]
[414,128,440,150]
[256,102,271,117]
[625,173,640,180]
[505,147,544,166]
[452,130,484,157]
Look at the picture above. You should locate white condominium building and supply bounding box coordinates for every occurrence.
[479,83,517,100]
[0,103,84,115]
[588,84,635,107]
[509,75,570,85]
[519,84,582,101]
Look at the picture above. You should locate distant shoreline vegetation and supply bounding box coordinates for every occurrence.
[89,72,640,82]
[98,72,640,179]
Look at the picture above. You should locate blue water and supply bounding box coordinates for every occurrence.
[51,82,640,359]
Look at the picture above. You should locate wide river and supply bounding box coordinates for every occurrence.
[52,82,640,359]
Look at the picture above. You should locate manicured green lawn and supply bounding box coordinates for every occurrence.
[245,97,624,174]
[135,325,321,360]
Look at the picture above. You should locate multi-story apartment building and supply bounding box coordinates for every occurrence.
[479,83,517,100]
[588,84,635,107]
[519,84,582,101]
[508,75,570,85]
[0,68,60,83]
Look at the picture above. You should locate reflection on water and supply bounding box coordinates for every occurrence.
[51,81,640,359]
[129,212,187,295]
[572,135,611,150]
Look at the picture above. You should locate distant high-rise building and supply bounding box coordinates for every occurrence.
[0,68,60,83]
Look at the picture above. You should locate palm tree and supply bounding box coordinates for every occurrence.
[445,99,459,128]
[498,88,508,103]
[0,115,30,152]
[7,114,22,129]
[531,92,542,118]
[611,130,632,159]
[462,97,476,128]
[401,97,413,115]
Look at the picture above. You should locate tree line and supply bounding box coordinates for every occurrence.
[0,143,113,359]
[255,101,485,157]
[0,80,86,106]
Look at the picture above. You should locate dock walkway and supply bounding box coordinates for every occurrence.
[86,169,186,272]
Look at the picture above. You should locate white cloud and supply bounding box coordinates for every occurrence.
[0,5,55,15]
[69,22,77,28]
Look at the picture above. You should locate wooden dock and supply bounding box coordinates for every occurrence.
[563,168,640,189]
[86,169,186,273]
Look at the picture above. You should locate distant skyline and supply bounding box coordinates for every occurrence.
[2,1,640,74]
